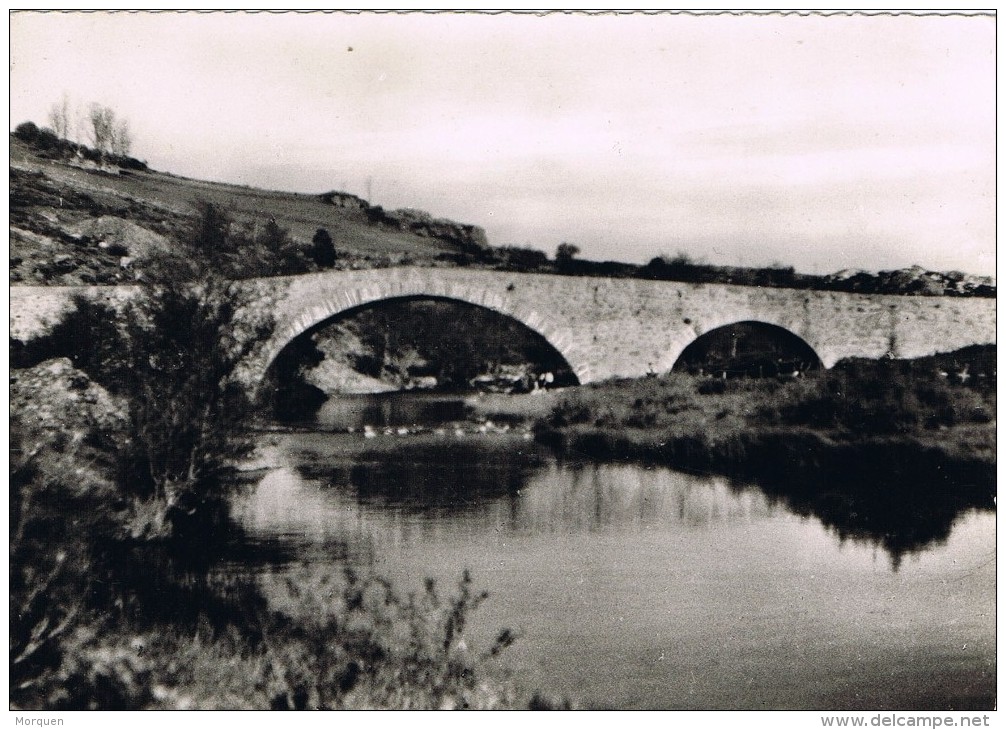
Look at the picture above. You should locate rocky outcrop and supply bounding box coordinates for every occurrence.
[639,256,995,299]
[11,358,126,497]
[11,358,126,434]
[365,206,490,253]
[9,162,176,285]
[318,190,368,210]
[318,188,491,254]
[306,327,397,395]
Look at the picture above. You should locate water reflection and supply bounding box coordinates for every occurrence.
[293,451,780,536]
[299,437,543,511]
[232,429,995,710]
[276,431,992,564]
[744,473,995,569]
[511,465,775,534]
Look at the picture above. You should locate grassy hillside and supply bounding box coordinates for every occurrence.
[10,135,468,285]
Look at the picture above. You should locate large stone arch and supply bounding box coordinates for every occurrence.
[253,276,592,387]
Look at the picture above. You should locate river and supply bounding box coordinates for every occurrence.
[228,393,995,710]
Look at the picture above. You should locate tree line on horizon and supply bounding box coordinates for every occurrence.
[13,95,144,170]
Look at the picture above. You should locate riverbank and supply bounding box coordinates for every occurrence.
[482,347,996,496]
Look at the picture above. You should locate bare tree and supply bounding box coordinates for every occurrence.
[87,103,116,155]
[46,94,70,140]
[111,118,132,157]
[73,103,89,146]
[85,103,133,158]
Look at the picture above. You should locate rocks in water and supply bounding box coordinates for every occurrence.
[354,419,529,439]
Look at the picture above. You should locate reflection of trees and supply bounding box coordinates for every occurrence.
[730,455,995,570]
[510,465,775,534]
[511,461,990,568]
[755,486,991,571]
[296,438,993,569]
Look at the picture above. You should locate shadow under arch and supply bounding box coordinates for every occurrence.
[672,320,822,378]
[261,294,581,418]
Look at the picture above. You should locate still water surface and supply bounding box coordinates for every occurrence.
[231,394,995,710]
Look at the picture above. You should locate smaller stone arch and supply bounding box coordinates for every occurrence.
[666,320,823,378]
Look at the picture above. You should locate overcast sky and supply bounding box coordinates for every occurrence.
[10,11,995,276]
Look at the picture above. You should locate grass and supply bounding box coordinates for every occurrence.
[10,136,463,286]
[107,569,521,710]
[13,560,522,709]
[530,348,996,494]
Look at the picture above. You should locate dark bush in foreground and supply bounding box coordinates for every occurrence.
[11,275,274,539]
[10,281,536,710]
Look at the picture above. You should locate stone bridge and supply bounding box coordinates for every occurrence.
[9,267,997,386]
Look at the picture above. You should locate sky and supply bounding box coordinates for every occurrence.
[9,11,996,276]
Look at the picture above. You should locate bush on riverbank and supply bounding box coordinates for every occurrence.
[12,277,275,539]
[113,277,274,538]
[146,569,517,710]
[10,404,523,709]
[10,287,530,709]
[534,346,996,491]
